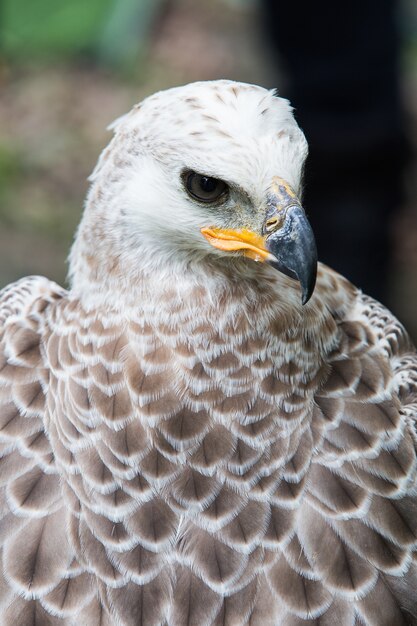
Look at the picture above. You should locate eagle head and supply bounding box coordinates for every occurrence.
[70,80,317,305]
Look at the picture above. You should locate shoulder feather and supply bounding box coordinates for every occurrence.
[0,276,66,327]
[0,276,76,619]
[354,292,417,429]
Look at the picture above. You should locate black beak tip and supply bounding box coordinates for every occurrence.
[270,257,317,305]
[301,267,317,305]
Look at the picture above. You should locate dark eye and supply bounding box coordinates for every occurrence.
[184,171,228,203]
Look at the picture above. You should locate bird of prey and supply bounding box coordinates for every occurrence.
[0,80,416,626]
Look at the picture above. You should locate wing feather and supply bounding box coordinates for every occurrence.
[0,278,83,621]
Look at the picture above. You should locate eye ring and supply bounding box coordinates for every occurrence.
[183,171,229,204]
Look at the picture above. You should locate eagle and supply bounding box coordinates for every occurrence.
[0,80,416,626]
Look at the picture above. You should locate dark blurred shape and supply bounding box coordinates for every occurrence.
[261,0,410,303]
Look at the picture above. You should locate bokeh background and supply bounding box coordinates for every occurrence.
[1,0,417,338]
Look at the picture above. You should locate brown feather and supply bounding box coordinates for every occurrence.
[4,508,72,595]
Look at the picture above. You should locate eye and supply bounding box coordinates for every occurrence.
[184,171,228,203]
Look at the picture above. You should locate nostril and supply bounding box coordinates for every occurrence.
[265,216,281,232]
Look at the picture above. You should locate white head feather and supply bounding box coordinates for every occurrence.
[69,80,309,309]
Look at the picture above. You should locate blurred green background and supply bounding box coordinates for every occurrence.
[1,0,417,338]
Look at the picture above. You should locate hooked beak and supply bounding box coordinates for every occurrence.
[200,177,317,304]
[265,204,317,305]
